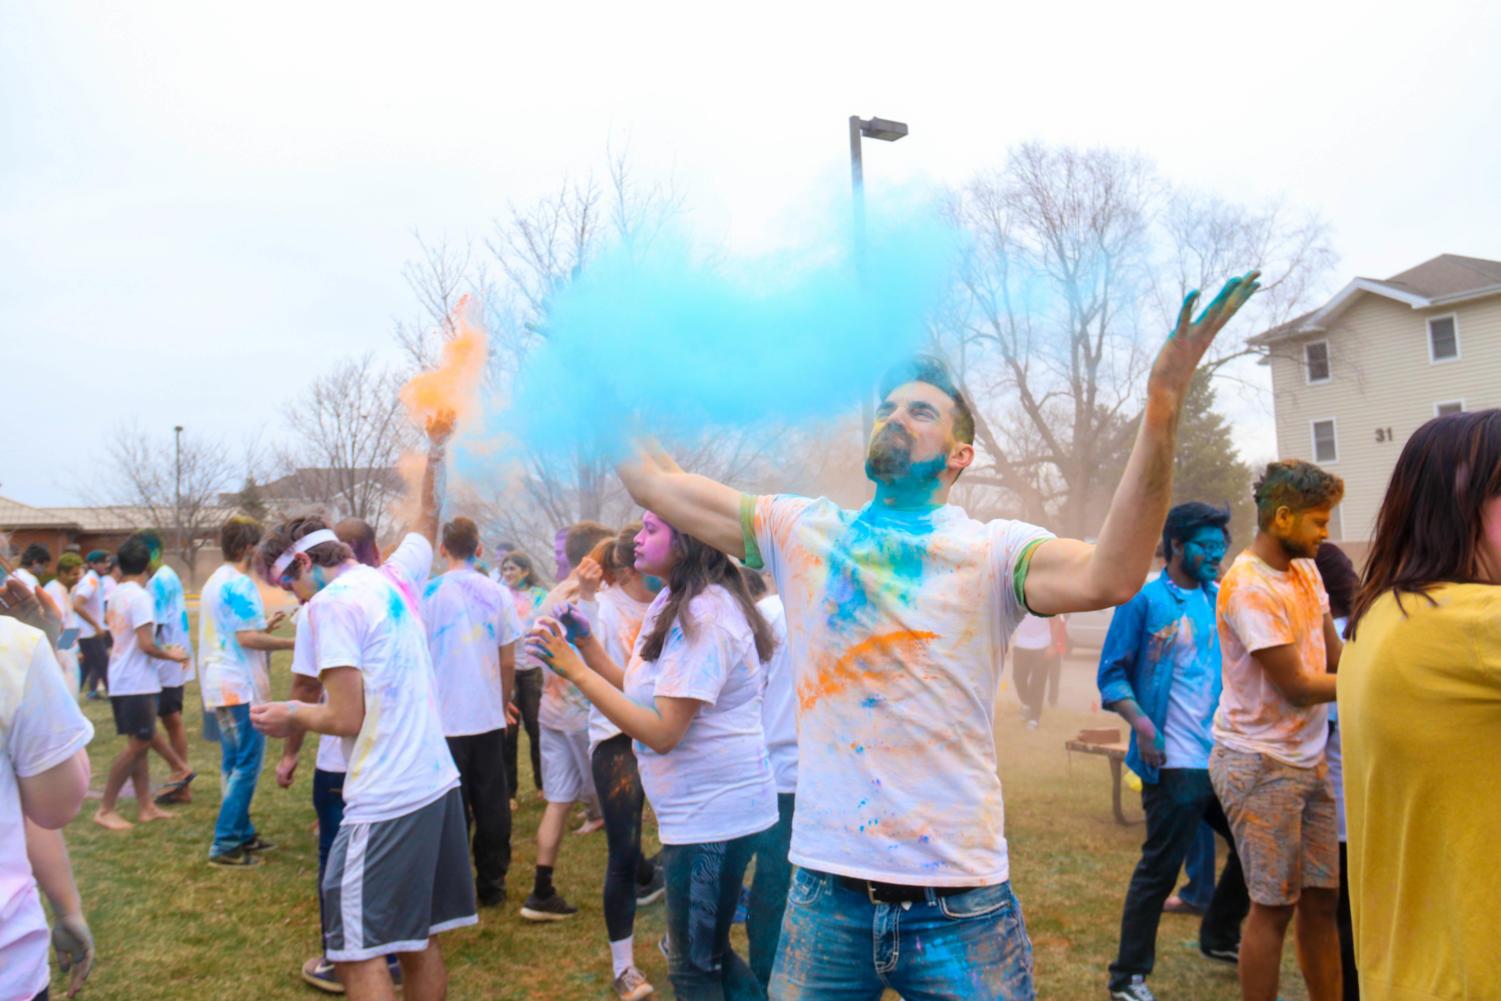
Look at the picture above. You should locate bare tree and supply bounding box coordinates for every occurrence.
[278,353,418,534]
[100,424,237,578]
[945,142,1335,537]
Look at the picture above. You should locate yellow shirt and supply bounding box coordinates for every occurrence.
[1339,584,1501,1001]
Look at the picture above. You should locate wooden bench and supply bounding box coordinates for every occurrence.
[1065,732,1141,826]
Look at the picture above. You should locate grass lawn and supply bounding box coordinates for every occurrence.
[55,646,1306,1000]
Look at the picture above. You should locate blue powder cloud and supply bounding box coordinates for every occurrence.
[476,192,967,463]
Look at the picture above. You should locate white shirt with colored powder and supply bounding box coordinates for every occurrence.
[149,564,195,687]
[588,585,652,753]
[421,567,523,737]
[106,580,161,696]
[748,494,1053,887]
[757,594,799,795]
[73,570,103,638]
[198,564,271,708]
[0,619,94,1001]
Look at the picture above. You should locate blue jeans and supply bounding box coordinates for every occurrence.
[770,868,1036,1000]
[210,705,264,857]
[748,794,795,988]
[1178,822,1217,910]
[662,833,767,1000]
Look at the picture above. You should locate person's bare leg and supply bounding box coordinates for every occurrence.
[536,801,571,867]
[136,756,174,821]
[336,958,397,1001]
[1239,901,1294,1001]
[150,727,191,780]
[1294,888,1342,1001]
[94,741,147,830]
[397,942,447,1001]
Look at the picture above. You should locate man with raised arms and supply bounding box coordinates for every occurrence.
[614,273,1259,1000]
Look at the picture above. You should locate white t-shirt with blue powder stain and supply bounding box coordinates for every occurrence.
[624,584,778,845]
[746,494,1053,887]
[149,564,195,687]
[294,534,457,821]
[1161,583,1219,770]
[198,564,271,708]
[421,567,523,737]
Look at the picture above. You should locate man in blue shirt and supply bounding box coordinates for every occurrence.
[1099,502,1249,1001]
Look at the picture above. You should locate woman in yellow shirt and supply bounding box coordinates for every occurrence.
[1340,409,1501,1001]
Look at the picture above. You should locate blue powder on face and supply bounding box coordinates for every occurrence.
[459,195,966,467]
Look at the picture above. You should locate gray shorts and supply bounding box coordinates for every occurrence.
[321,786,477,961]
[540,725,595,804]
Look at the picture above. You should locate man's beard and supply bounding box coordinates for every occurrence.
[865,424,915,482]
[1277,534,1318,560]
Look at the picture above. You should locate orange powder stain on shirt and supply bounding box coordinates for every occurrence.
[798,628,938,712]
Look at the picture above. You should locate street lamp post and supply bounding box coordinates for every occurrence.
[173,425,184,566]
[848,115,908,436]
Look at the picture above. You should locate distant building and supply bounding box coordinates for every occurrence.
[1250,254,1501,560]
[220,467,404,526]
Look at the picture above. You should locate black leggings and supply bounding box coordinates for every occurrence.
[592,734,656,941]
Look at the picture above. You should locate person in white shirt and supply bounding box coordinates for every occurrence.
[13,546,64,628]
[134,531,197,804]
[199,515,295,866]
[72,551,112,699]
[528,512,779,1000]
[740,565,798,990]
[43,553,84,694]
[93,537,192,832]
[420,516,522,908]
[0,593,95,1001]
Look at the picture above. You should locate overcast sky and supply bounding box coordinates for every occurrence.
[3,1,1497,507]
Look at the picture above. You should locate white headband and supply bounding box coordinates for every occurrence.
[270,529,341,580]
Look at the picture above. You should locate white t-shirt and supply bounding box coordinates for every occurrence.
[42,580,76,631]
[149,565,195,687]
[757,595,798,795]
[1012,613,1052,651]
[748,495,1053,886]
[1161,584,1219,770]
[1213,552,1331,768]
[295,535,458,824]
[510,586,548,673]
[101,575,116,608]
[106,580,161,696]
[624,585,778,845]
[0,619,94,1001]
[13,568,39,593]
[421,567,523,737]
[198,564,271,708]
[540,598,596,733]
[290,604,348,775]
[73,570,103,638]
[588,586,652,753]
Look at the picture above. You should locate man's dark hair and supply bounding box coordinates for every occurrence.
[256,515,355,582]
[442,517,480,560]
[134,530,164,556]
[564,521,614,569]
[878,354,976,446]
[1162,502,1232,562]
[117,538,152,576]
[334,518,380,568]
[20,544,50,569]
[1253,461,1345,531]
[220,515,263,563]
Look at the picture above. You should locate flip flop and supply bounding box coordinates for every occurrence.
[154,772,196,805]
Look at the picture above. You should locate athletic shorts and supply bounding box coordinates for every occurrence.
[157,685,185,717]
[1209,745,1338,906]
[540,725,595,804]
[111,693,158,741]
[321,786,477,962]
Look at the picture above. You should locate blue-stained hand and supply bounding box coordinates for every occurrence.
[552,602,592,644]
[1148,270,1261,408]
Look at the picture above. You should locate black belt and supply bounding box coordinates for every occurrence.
[833,873,972,904]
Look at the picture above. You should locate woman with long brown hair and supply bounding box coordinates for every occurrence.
[1339,409,1501,1000]
[529,511,779,1001]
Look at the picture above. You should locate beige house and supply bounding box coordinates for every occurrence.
[1250,254,1501,559]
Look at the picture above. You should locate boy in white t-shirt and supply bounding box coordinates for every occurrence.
[421,517,521,907]
[44,553,85,694]
[133,531,197,804]
[72,551,112,699]
[93,537,193,832]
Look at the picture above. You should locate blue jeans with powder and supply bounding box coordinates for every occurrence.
[769,868,1036,1000]
[210,704,264,857]
[662,832,768,1000]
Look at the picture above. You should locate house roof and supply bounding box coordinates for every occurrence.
[0,495,234,535]
[1250,254,1501,345]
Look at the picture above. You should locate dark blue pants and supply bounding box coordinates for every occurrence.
[662,832,767,1000]
[747,793,794,988]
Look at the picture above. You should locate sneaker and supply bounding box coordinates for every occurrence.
[208,848,262,868]
[613,966,655,1000]
[241,836,277,854]
[635,865,665,907]
[1109,975,1157,1001]
[1025,718,1040,730]
[1200,943,1239,965]
[301,956,344,994]
[520,891,578,922]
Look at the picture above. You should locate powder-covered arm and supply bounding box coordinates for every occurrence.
[615,440,745,559]
[1025,273,1260,615]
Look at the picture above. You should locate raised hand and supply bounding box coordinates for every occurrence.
[573,558,604,602]
[550,602,593,644]
[526,619,586,681]
[1147,270,1261,414]
[425,408,457,449]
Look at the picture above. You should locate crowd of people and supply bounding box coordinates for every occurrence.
[1,266,1497,1001]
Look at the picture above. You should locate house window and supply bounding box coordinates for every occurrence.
[1436,400,1464,417]
[1312,419,1338,464]
[1428,315,1460,362]
[1304,341,1331,383]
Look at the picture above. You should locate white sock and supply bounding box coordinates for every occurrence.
[610,937,635,978]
